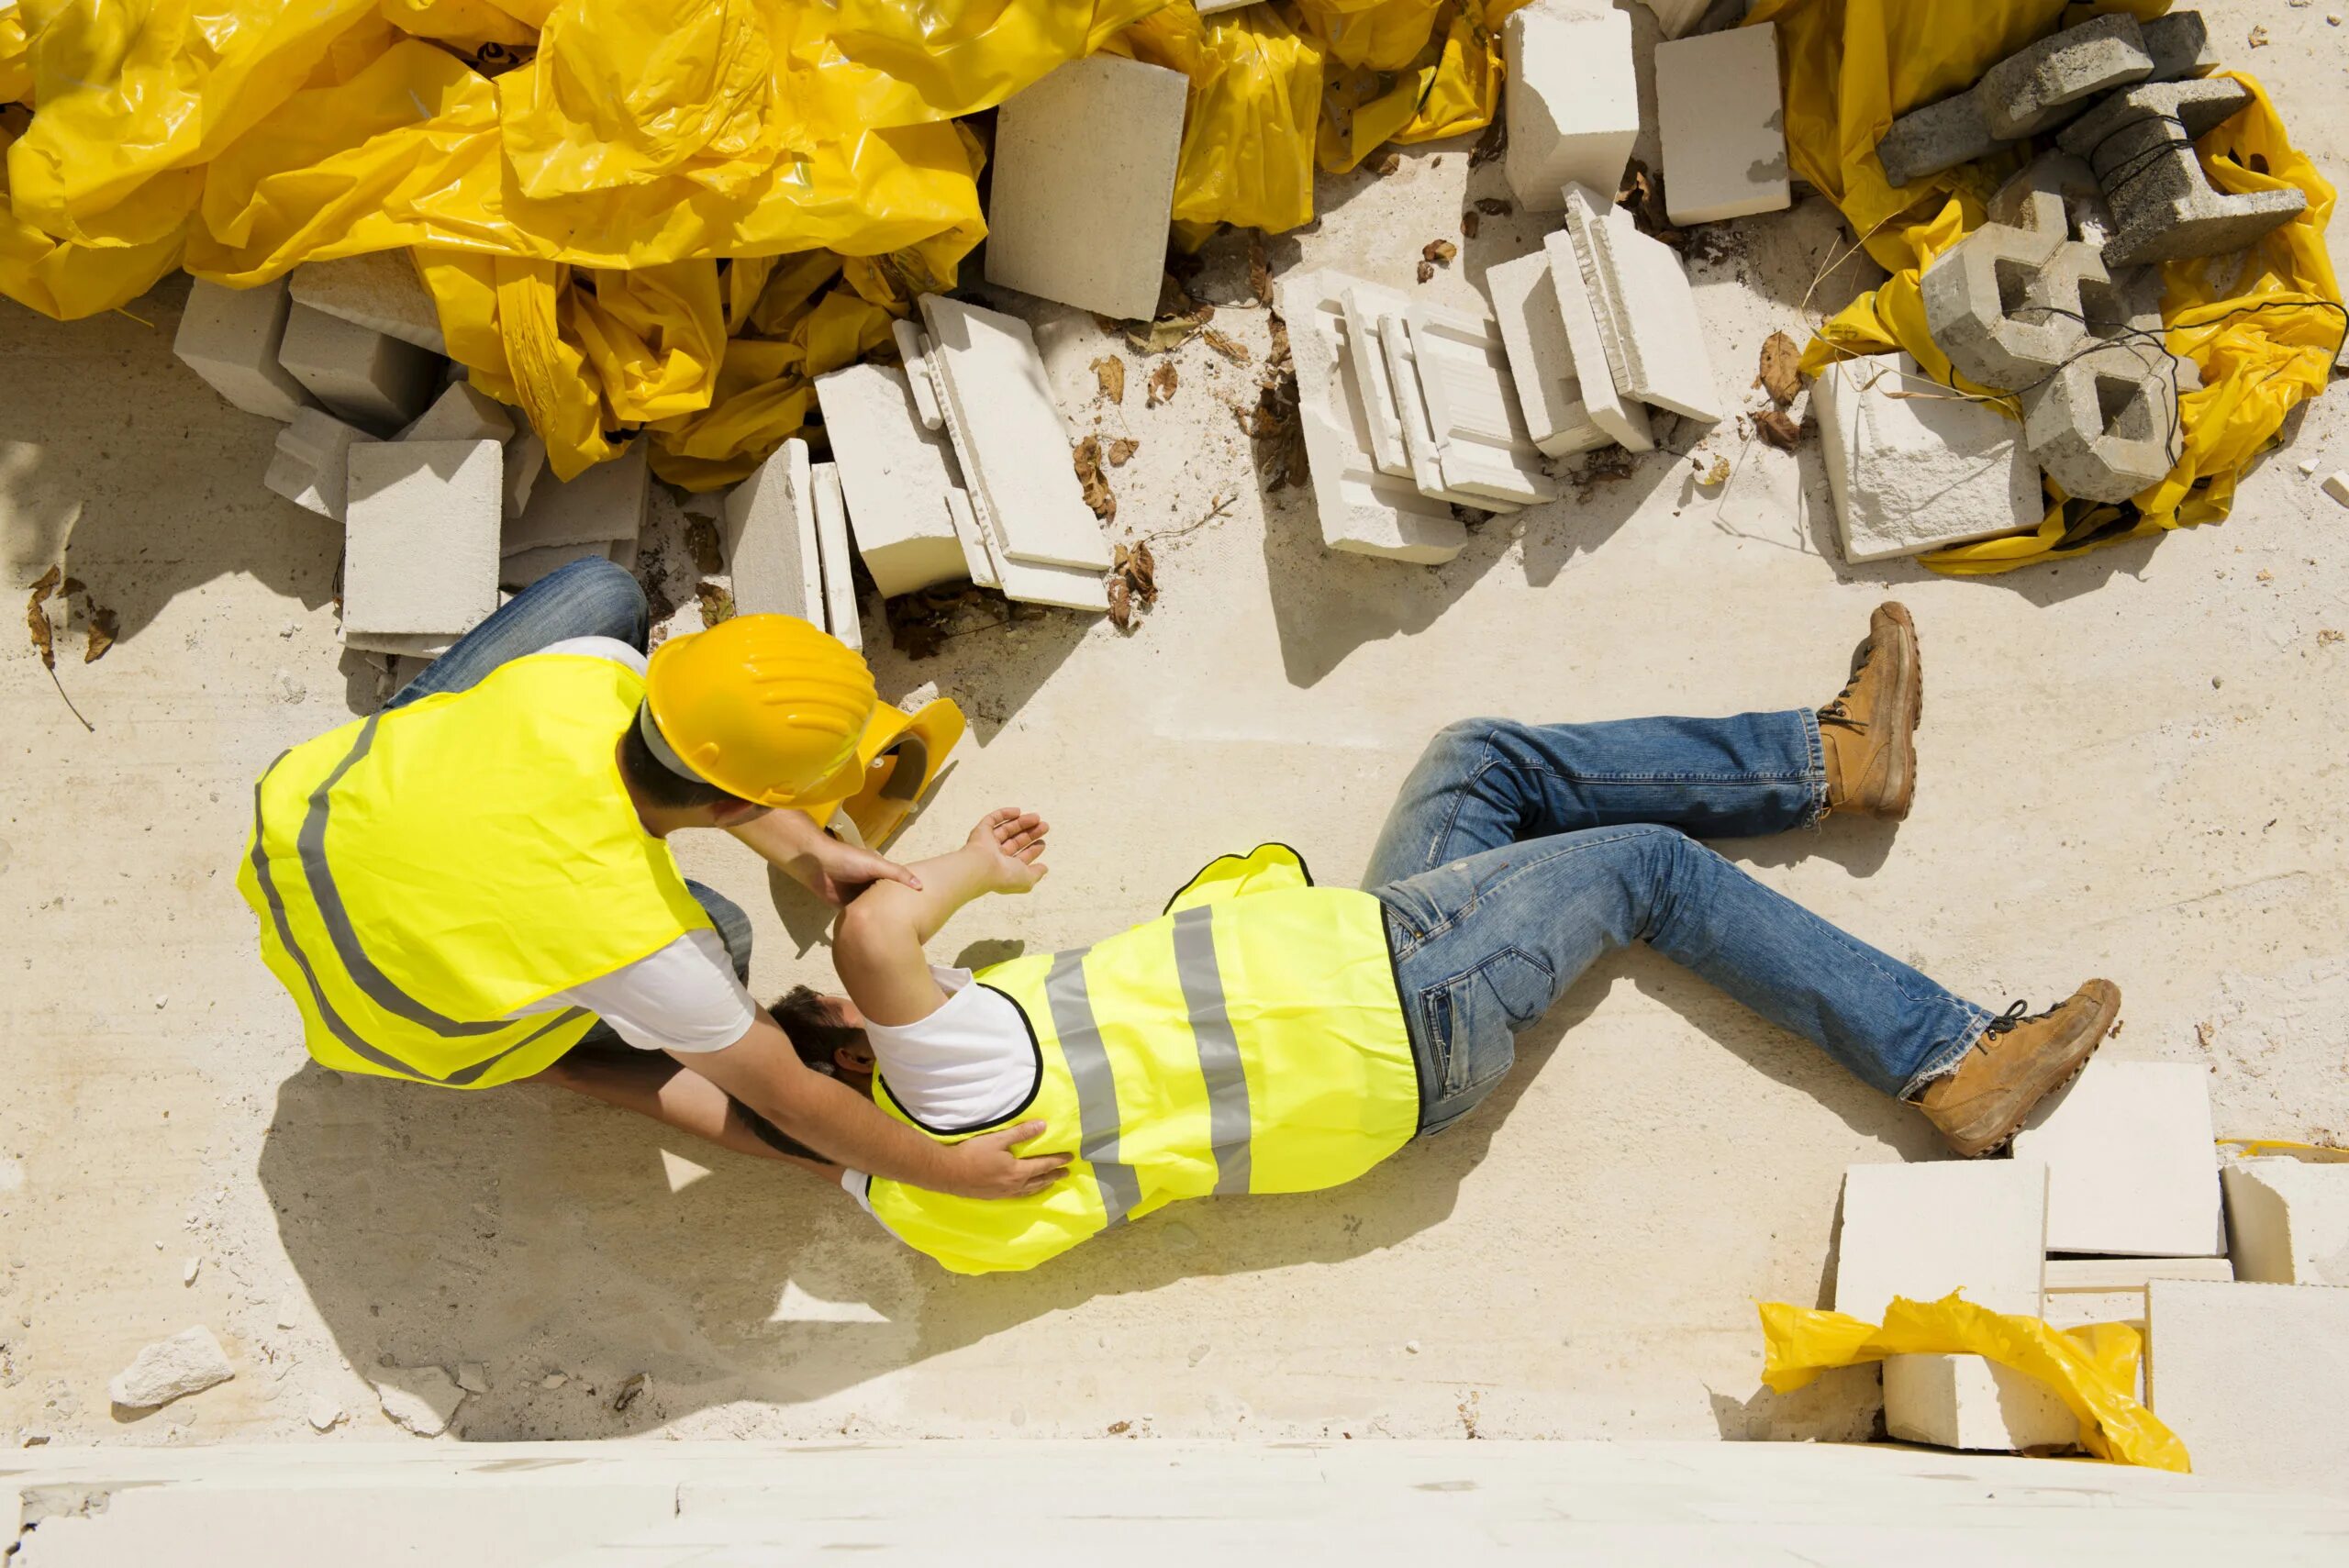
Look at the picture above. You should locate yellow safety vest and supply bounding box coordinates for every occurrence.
[236,652,712,1088]
[867,844,1420,1273]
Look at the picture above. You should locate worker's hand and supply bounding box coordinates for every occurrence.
[967,807,1049,894]
[796,835,922,908]
[940,1120,1071,1199]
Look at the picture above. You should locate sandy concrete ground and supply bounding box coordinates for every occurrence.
[4,2,2346,1450]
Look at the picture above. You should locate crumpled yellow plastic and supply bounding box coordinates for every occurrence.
[1759,1292,2189,1472]
[1317,1,1525,175]
[1761,0,2343,574]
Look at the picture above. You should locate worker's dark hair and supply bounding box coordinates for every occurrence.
[617,715,755,813]
[773,984,865,1071]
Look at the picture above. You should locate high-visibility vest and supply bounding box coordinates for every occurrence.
[236,652,713,1088]
[866,844,1420,1274]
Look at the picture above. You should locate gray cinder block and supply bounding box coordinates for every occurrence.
[277,304,440,435]
[1986,152,2117,250]
[1920,195,2087,395]
[1977,13,2152,140]
[174,276,319,422]
[343,440,503,639]
[2140,12,2217,83]
[1876,91,2006,191]
[2058,79,2309,268]
[262,407,377,521]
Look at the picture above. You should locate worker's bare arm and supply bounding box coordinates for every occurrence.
[537,1050,845,1183]
[685,1009,1067,1198]
[729,806,923,907]
[835,809,1050,1028]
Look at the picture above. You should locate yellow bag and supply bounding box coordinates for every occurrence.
[1760,1292,2189,1470]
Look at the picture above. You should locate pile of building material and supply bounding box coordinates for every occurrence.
[1821,1058,2349,1486]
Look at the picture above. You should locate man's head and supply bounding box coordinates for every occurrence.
[617,717,769,827]
[772,984,874,1092]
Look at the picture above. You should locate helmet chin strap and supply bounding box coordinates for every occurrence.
[637,700,712,785]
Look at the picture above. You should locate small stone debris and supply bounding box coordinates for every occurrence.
[540,1372,571,1391]
[373,1364,466,1437]
[455,1362,490,1395]
[182,1257,200,1285]
[109,1327,235,1409]
[306,1397,345,1432]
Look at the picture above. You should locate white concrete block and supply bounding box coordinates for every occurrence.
[945,489,1107,610]
[985,54,1187,321]
[2043,1257,2233,1292]
[2042,1289,2148,1330]
[2148,1279,2349,1493]
[811,461,862,651]
[2223,1159,2349,1285]
[1483,250,1609,459]
[918,294,1113,572]
[814,362,969,598]
[277,303,440,435]
[2012,1060,2224,1257]
[1637,0,1712,38]
[503,429,547,518]
[2322,471,2349,507]
[1397,305,1553,506]
[1275,270,1467,565]
[1812,352,2043,563]
[1505,5,1639,214]
[340,629,453,660]
[1375,307,1525,512]
[174,276,317,422]
[941,489,1002,592]
[288,250,448,354]
[1562,184,1725,423]
[1882,1353,2078,1451]
[503,440,649,555]
[721,438,824,622]
[1340,282,1418,479]
[499,541,614,592]
[342,440,502,639]
[892,318,945,431]
[1655,24,1791,226]
[262,408,377,522]
[1542,229,1654,453]
[1836,1161,2050,1318]
[402,382,514,445]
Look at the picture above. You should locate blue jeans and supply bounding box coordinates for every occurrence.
[379,556,754,1018]
[1366,715,1992,1136]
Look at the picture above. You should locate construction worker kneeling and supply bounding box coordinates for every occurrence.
[236,557,1064,1202]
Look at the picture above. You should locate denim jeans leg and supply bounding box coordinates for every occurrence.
[384,556,650,711]
[1363,712,1827,887]
[1380,825,1992,1132]
[569,881,754,1051]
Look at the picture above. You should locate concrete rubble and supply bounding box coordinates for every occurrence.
[2012,1060,2225,1257]
[2057,78,2309,268]
[287,251,449,355]
[1654,23,1790,227]
[107,1327,235,1410]
[1504,3,1638,214]
[1812,352,2043,563]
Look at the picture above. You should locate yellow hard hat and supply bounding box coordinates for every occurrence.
[640,615,877,807]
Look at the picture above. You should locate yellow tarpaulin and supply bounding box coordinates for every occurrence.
[1760,1292,2190,1471]
[1755,0,2343,573]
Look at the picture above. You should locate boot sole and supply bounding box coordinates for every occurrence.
[1948,983,2122,1158]
[1876,603,1920,822]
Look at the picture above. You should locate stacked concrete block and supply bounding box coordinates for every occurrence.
[1275,271,1468,565]
[1920,192,2095,392]
[1541,231,1653,453]
[402,382,515,445]
[815,363,970,598]
[1835,1161,2075,1452]
[2021,272,2190,507]
[2222,1160,2349,1286]
[1654,24,1790,227]
[1483,250,1609,458]
[504,430,548,518]
[342,441,502,642]
[287,251,448,354]
[2058,79,2308,269]
[722,439,825,624]
[1562,184,1724,424]
[499,541,626,593]
[1635,0,1710,39]
[1503,4,1639,214]
[1876,93,2005,192]
[174,277,318,422]
[810,462,862,651]
[985,55,1187,322]
[277,304,439,436]
[2042,1257,2234,1336]
[1986,152,2116,251]
[262,408,377,522]
[2139,11,2217,83]
[1813,353,2043,563]
[2011,1061,2224,1257]
[1384,305,1553,508]
[503,440,649,559]
[2146,1279,2349,1493]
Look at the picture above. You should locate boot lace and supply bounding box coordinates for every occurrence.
[1817,642,1875,730]
[1982,998,2050,1038]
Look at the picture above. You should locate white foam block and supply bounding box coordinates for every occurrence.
[2223,1160,2349,1286]
[1504,4,1639,214]
[2012,1060,2224,1257]
[1563,184,1724,423]
[811,461,862,651]
[1403,302,1556,505]
[985,54,1187,322]
[175,276,317,422]
[1655,23,1792,226]
[342,440,502,639]
[1483,250,1608,459]
[277,303,440,435]
[1275,271,1467,565]
[1813,353,2043,563]
[2148,1279,2349,1493]
[814,363,968,598]
[1541,229,1653,453]
[722,438,823,622]
[263,408,377,522]
[503,440,649,556]
[918,294,1113,572]
[288,250,448,354]
[403,382,515,445]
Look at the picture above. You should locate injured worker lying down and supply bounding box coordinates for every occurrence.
[544,604,2121,1274]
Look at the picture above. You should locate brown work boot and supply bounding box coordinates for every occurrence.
[1916,981,2121,1157]
[1819,602,1921,820]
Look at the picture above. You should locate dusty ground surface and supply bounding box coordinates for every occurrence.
[4,1,2346,1449]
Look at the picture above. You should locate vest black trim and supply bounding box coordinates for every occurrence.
[872,979,1045,1138]
[1160,840,1318,917]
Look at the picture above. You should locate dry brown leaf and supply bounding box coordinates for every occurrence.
[1107,437,1138,466]
[1107,574,1133,631]
[1474,197,1512,217]
[83,603,118,663]
[2248,24,2268,47]
[685,517,723,573]
[1421,239,1457,268]
[1468,117,1507,168]
[1202,328,1250,365]
[695,580,737,624]
[1416,259,1435,284]
[1148,361,1178,407]
[1461,210,1480,239]
[1696,455,1731,488]
[1373,151,1401,176]
[1074,436,1116,522]
[1091,355,1126,405]
[1755,331,1802,407]
[25,565,59,672]
[1753,409,1801,450]
[1116,539,1158,606]
[1616,158,1687,250]
[1247,233,1275,307]
[2318,628,2343,646]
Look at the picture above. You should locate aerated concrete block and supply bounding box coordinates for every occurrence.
[810,462,862,651]
[503,440,649,556]
[500,541,619,593]
[277,304,440,435]
[262,408,377,522]
[1635,0,1710,39]
[287,250,448,354]
[2058,80,2309,268]
[342,440,502,639]
[721,438,823,623]
[1881,1353,2078,1452]
[2043,1257,2233,1293]
[985,55,1186,322]
[1340,281,1419,480]
[2012,1060,2224,1257]
[1504,5,1639,214]
[1654,23,1790,226]
[1391,304,1552,507]
[174,276,318,422]
[1977,13,2152,140]
[891,319,945,431]
[814,362,969,598]
[1541,230,1653,453]
[402,382,515,445]
[1562,184,1723,423]
[2222,1160,2349,1286]
[504,430,547,518]
[1813,353,2042,563]
[1483,250,1608,459]
[2147,1279,2349,1493]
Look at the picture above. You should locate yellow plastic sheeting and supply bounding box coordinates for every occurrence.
[2,4,33,105]
[0,123,186,318]
[649,287,896,490]
[1759,1293,2189,1472]
[1317,1,1526,176]
[1762,0,2343,573]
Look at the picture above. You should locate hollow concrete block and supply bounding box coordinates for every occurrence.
[174,276,318,422]
[1918,198,2087,394]
[815,362,969,598]
[503,440,649,556]
[1562,184,1723,423]
[287,250,448,354]
[2222,1159,2349,1286]
[1655,23,1790,226]
[721,437,824,623]
[1977,13,2153,140]
[342,440,502,639]
[1504,4,1639,214]
[2020,267,2189,505]
[262,408,377,522]
[1483,250,1608,459]
[1813,353,2042,563]
[2011,1060,2224,1257]
[2058,80,2308,268]
[1986,152,2117,251]
[277,303,439,435]
[2147,1279,2349,1494]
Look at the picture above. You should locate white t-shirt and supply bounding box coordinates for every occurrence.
[839,965,1039,1215]
[501,636,758,1054]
